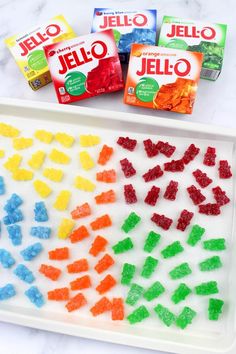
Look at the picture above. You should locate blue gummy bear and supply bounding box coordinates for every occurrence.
[34,202,48,222]
[7,224,22,246]
[118,28,156,52]
[30,226,51,239]
[25,286,44,308]
[0,284,16,301]
[0,249,15,268]
[4,193,23,212]
[3,209,24,225]
[14,264,35,284]
[20,243,43,261]
[0,176,5,195]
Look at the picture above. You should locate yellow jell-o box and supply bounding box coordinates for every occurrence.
[4,15,76,91]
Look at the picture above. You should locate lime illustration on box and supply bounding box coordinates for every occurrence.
[124,44,203,114]
[91,9,157,63]
[44,29,124,104]
[158,16,227,81]
[4,15,76,91]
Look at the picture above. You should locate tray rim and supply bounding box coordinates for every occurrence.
[0,97,236,354]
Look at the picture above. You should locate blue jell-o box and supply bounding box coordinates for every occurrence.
[91,8,157,63]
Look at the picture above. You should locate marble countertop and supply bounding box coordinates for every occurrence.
[0,0,235,353]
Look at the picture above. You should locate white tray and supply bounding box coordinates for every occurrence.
[0,98,236,354]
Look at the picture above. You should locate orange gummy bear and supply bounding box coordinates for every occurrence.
[67,259,89,273]
[96,274,116,295]
[39,264,61,281]
[71,202,91,220]
[70,275,91,291]
[69,225,89,243]
[98,145,114,165]
[90,214,112,231]
[48,287,69,301]
[89,235,108,257]
[48,247,69,260]
[90,296,112,316]
[94,254,114,274]
[95,190,116,204]
[112,298,125,321]
[66,293,87,312]
[96,169,116,183]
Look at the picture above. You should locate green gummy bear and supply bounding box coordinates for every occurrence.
[121,263,136,285]
[169,262,192,280]
[208,298,224,320]
[203,238,226,251]
[154,304,175,327]
[121,212,141,233]
[171,283,192,304]
[199,256,222,271]
[126,283,144,306]
[141,256,158,278]
[127,305,150,324]
[161,241,184,259]
[187,224,205,246]
[112,237,134,254]
[195,281,219,296]
[143,231,161,253]
[176,306,196,329]
[143,281,165,301]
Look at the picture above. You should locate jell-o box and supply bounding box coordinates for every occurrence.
[158,16,227,81]
[124,44,203,114]
[44,29,124,104]
[4,15,76,90]
[91,9,157,63]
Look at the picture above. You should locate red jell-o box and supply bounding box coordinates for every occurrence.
[44,30,124,104]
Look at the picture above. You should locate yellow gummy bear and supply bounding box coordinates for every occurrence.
[33,180,52,198]
[34,130,54,144]
[13,137,33,150]
[0,122,20,137]
[53,190,71,211]
[74,175,96,192]
[49,149,70,164]
[79,135,100,147]
[58,218,75,239]
[12,169,34,181]
[4,154,22,172]
[43,168,64,182]
[79,151,95,170]
[55,132,75,148]
[0,150,5,158]
[28,151,46,170]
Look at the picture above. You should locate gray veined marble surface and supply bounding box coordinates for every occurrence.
[0,0,235,354]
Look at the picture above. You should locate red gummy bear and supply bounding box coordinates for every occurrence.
[117,137,137,151]
[198,203,221,215]
[164,159,184,172]
[182,144,200,164]
[218,160,232,179]
[212,186,230,206]
[187,185,206,205]
[120,158,136,178]
[164,180,178,201]
[151,213,173,230]
[203,147,216,166]
[144,186,160,206]
[157,141,176,157]
[176,209,194,231]
[143,139,159,158]
[192,169,212,188]
[124,184,137,204]
[142,165,163,182]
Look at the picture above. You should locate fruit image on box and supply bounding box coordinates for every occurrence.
[44,30,124,104]
[91,9,157,63]
[4,15,76,91]
[124,44,203,114]
[158,16,227,81]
